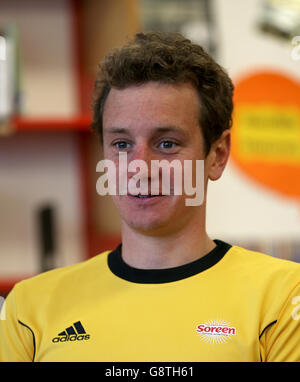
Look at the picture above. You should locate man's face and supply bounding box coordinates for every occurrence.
[102,81,208,236]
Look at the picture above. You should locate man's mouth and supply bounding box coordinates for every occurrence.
[132,194,165,198]
[126,192,171,199]
[125,193,170,205]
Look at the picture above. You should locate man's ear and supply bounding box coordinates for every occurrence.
[207,129,231,181]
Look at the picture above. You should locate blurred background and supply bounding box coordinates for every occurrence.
[0,0,300,296]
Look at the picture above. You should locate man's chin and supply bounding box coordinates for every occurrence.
[122,216,174,236]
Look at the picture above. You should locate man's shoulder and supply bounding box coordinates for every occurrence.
[229,243,300,268]
[13,249,112,297]
[227,243,300,287]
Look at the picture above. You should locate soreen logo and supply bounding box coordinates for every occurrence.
[196,319,237,344]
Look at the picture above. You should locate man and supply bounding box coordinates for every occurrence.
[0,32,299,362]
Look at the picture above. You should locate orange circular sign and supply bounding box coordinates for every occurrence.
[231,71,300,199]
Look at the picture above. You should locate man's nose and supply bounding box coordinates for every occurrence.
[129,143,155,167]
[127,143,160,191]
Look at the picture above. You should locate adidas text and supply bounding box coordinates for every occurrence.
[52,334,90,343]
[52,321,90,343]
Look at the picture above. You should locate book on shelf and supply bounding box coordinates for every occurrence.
[0,23,20,134]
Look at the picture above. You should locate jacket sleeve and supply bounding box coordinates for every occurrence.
[260,282,300,362]
[0,286,35,362]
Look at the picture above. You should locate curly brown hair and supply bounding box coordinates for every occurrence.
[91,31,234,156]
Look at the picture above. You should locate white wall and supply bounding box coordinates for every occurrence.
[0,0,78,117]
[0,0,83,280]
[0,132,84,278]
[206,0,300,244]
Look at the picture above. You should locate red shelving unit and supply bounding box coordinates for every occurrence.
[12,115,92,131]
[0,0,141,296]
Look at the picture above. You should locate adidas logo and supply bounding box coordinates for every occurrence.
[52,321,90,343]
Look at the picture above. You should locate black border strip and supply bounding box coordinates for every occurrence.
[108,239,232,284]
[259,320,277,340]
[259,320,277,362]
[18,320,36,362]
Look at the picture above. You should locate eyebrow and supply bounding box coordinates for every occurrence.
[104,126,186,135]
[155,126,184,134]
[104,127,130,135]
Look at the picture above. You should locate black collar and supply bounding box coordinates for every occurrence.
[107,239,231,284]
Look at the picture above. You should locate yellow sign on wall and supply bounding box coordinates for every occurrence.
[235,105,300,164]
[231,71,300,199]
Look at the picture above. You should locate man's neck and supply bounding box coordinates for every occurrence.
[120,222,216,270]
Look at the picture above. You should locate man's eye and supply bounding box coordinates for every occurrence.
[114,141,131,150]
[159,140,177,149]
